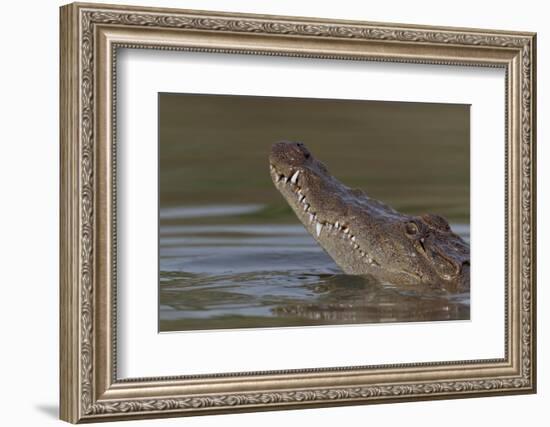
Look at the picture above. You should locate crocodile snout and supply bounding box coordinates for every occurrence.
[270,141,312,171]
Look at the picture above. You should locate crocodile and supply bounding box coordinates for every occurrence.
[269,141,470,292]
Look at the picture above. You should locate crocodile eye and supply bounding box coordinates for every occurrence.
[405,221,419,237]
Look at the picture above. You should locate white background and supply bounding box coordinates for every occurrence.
[118,50,504,377]
[0,0,545,426]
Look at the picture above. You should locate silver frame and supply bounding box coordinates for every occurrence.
[60,2,536,423]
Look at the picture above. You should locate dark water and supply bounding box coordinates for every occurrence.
[159,205,470,332]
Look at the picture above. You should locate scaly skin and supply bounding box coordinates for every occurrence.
[269,141,470,292]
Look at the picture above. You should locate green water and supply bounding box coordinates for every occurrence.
[158,93,470,332]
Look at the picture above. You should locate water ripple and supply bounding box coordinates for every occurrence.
[159,218,470,332]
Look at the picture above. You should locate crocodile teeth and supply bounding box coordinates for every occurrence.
[290,170,300,184]
[343,228,350,234]
[303,204,309,211]
[316,222,323,237]
[335,221,340,229]
[351,236,356,242]
[282,177,288,183]
[299,194,306,202]
[309,213,315,223]
[276,175,283,183]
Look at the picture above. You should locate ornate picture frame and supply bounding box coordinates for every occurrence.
[60,2,536,423]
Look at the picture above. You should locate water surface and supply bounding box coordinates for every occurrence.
[159,205,470,332]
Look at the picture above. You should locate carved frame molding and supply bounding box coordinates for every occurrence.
[60,2,536,423]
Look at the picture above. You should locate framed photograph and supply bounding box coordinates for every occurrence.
[60,2,537,423]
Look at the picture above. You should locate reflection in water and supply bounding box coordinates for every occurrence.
[159,205,470,332]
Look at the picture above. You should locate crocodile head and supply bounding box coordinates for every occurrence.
[269,141,470,292]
